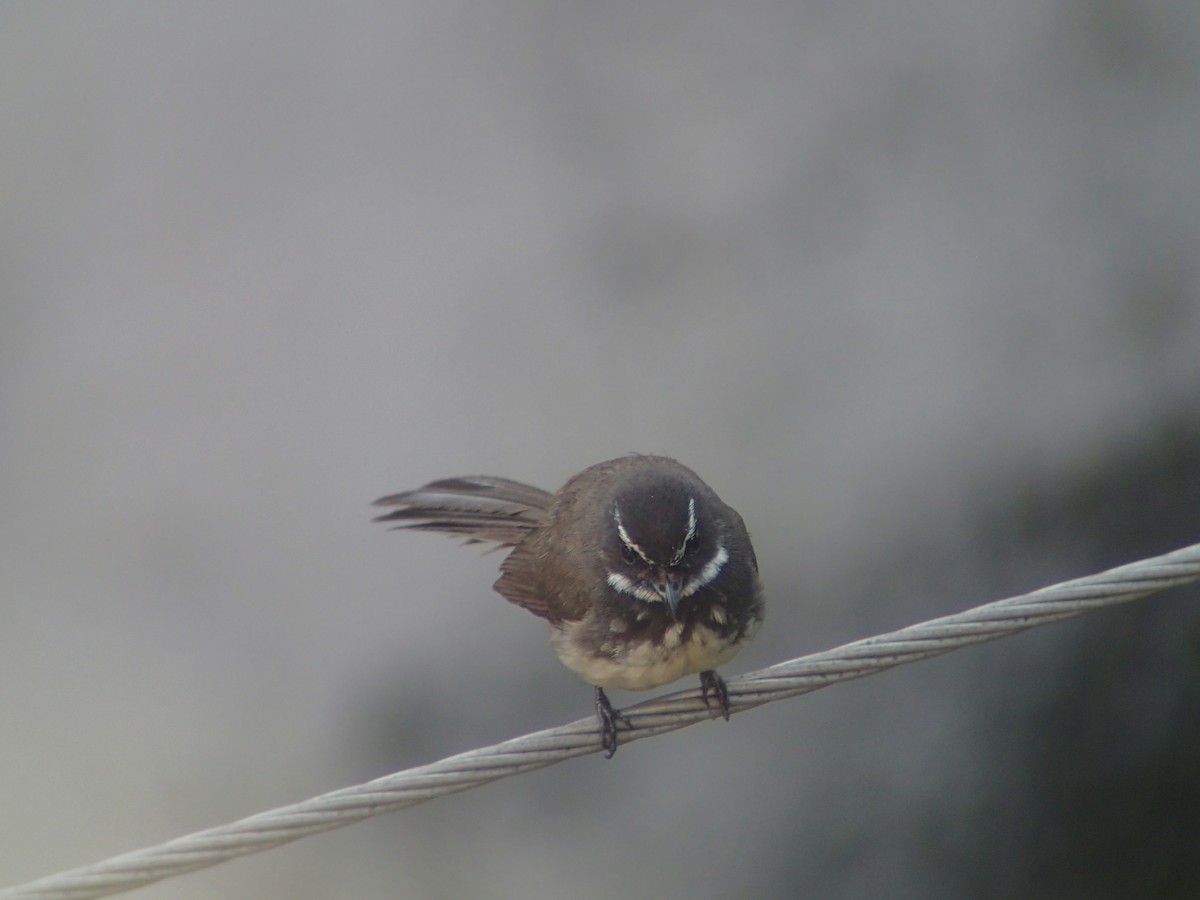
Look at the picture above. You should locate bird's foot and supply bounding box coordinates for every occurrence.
[699,670,731,721]
[595,687,632,758]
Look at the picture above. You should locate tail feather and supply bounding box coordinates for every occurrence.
[373,476,551,548]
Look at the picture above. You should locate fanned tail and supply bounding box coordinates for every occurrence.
[372,476,551,548]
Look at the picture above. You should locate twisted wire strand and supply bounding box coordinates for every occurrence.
[4,542,1199,900]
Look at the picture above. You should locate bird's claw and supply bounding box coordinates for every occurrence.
[595,687,632,757]
[699,670,731,720]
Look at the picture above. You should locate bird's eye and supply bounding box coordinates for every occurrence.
[684,535,700,557]
[620,544,636,565]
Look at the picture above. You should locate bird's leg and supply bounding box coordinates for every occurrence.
[594,687,632,758]
[699,670,731,720]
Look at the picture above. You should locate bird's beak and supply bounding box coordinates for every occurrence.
[655,572,684,618]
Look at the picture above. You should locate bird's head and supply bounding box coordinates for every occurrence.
[603,476,729,617]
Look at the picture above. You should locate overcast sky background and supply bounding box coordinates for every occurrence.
[3,3,1199,898]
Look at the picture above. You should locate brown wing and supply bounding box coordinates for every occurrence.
[493,540,554,620]
[372,476,551,548]
[492,475,597,624]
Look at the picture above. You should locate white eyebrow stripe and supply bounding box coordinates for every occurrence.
[669,496,698,566]
[607,572,664,604]
[614,505,654,565]
[682,544,728,598]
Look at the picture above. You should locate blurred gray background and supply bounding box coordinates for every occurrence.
[3,3,1200,898]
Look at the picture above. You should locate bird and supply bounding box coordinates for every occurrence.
[373,455,765,756]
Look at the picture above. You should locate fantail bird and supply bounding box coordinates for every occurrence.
[373,455,764,756]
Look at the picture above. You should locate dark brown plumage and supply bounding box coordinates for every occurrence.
[374,455,765,756]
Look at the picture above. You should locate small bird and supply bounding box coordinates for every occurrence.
[373,455,764,756]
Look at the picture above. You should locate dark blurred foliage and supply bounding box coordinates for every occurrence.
[931,412,1200,898]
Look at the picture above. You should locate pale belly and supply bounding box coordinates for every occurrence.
[550,620,745,691]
